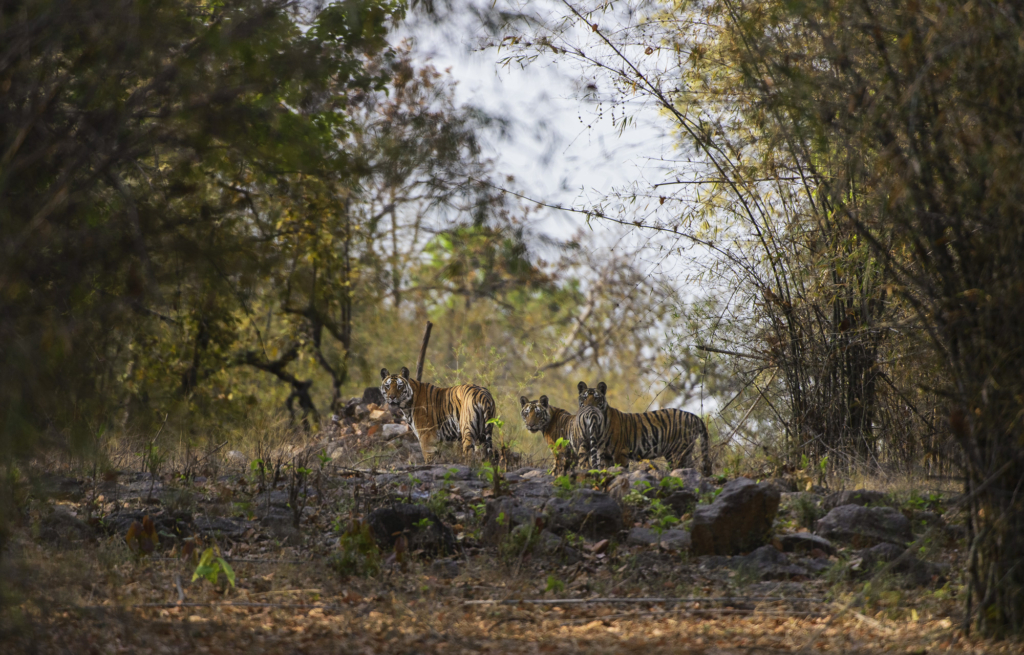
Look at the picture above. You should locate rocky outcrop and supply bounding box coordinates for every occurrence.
[815,504,912,548]
[822,489,891,511]
[690,478,780,556]
[543,489,623,540]
[367,504,455,555]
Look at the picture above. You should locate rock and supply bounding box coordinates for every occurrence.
[521,469,546,480]
[625,470,658,486]
[481,497,542,546]
[851,542,949,586]
[382,424,412,440]
[735,545,811,580]
[431,558,461,579]
[668,468,706,492]
[368,408,391,422]
[663,489,698,517]
[606,476,631,502]
[366,504,455,556]
[260,508,302,545]
[765,477,798,493]
[348,404,369,421]
[690,478,780,556]
[105,509,194,542]
[196,516,257,540]
[658,529,691,552]
[822,489,890,511]
[909,510,945,533]
[815,505,912,548]
[543,489,624,540]
[362,387,386,406]
[627,527,659,546]
[225,450,248,463]
[774,532,836,556]
[36,475,85,502]
[38,508,93,544]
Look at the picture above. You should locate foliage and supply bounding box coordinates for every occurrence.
[331,519,381,578]
[192,547,236,589]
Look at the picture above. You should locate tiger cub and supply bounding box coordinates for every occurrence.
[577,381,712,474]
[380,367,496,463]
[519,396,604,472]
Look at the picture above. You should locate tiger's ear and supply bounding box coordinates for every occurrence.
[380,368,390,380]
[400,366,411,378]
[519,396,528,407]
[577,381,588,393]
[597,381,608,395]
[539,395,549,407]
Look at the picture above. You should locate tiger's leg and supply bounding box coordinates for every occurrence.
[418,428,439,464]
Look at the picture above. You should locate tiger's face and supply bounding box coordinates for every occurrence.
[519,395,552,433]
[577,381,608,410]
[380,367,413,412]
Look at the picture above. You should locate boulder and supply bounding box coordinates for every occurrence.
[627,527,659,546]
[381,423,412,440]
[668,468,707,492]
[815,505,912,548]
[362,387,386,406]
[690,478,780,556]
[663,489,698,517]
[543,489,623,540]
[774,532,835,556]
[735,545,811,580]
[658,529,692,552]
[367,504,455,556]
[822,489,890,511]
[38,508,93,544]
[851,542,949,586]
[481,496,542,546]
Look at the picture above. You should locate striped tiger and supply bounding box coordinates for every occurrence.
[380,367,496,463]
[519,396,603,472]
[577,381,712,474]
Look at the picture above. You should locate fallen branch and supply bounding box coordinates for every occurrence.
[464,595,824,606]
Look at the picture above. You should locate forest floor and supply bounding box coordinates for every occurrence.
[1,408,1021,654]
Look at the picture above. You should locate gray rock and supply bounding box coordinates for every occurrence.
[822,489,890,511]
[431,558,461,578]
[735,545,810,580]
[38,508,93,544]
[658,529,691,552]
[775,532,835,556]
[260,508,301,545]
[367,504,455,556]
[663,489,698,517]
[382,424,412,440]
[815,504,912,547]
[481,496,542,546]
[909,510,945,533]
[543,489,624,540]
[690,478,781,556]
[852,542,949,586]
[627,527,659,546]
[362,387,386,406]
[196,516,257,540]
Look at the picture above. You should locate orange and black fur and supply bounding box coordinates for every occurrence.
[380,367,495,463]
[519,396,603,472]
[578,381,712,474]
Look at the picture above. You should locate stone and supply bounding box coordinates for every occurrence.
[431,559,461,579]
[774,532,836,556]
[481,496,542,546]
[521,469,546,479]
[668,468,705,491]
[909,510,945,533]
[606,476,631,502]
[382,423,412,440]
[851,542,949,586]
[663,489,698,517]
[690,478,780,556]
[627,527,659,546]
[38,508,93,544]
[822,489,890,511]
[362,387,386,406]
[368,408,391,422]
[543,489,624,540]
[366,504,455,556]
[815,504,912,548]
[735,545,811,580]
[225,450,248,463]
[658,529,691,552]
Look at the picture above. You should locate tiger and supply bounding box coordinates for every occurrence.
[380,367,496,463]
[577,381,712,474]
[519,395,605,472]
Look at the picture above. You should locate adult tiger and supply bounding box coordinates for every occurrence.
[519,396,604,472]
[380,367,496,463]
[577,381,712,474]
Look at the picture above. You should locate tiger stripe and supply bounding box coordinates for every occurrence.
[380,367,495,463]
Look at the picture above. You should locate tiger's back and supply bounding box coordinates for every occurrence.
[381,367,496,462]
[578,381,711,474]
